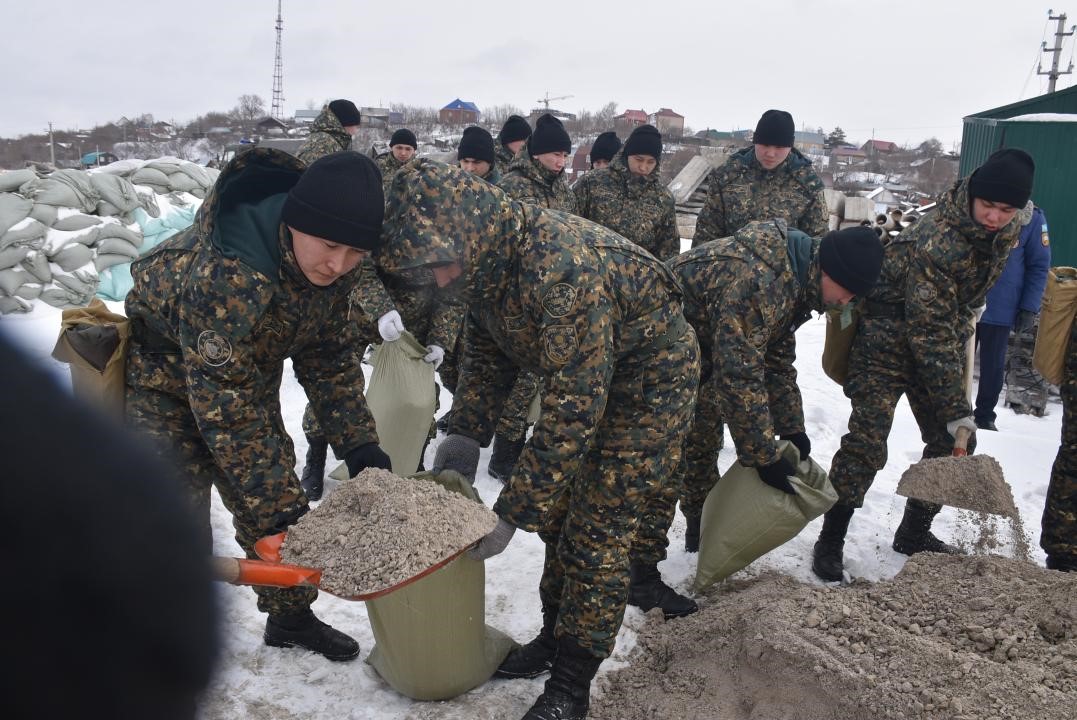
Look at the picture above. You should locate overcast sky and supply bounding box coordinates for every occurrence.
[2,0,1072,148]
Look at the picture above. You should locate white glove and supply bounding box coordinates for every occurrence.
[468,518,517,561]
[946,416,977,439]
[377,310,405,342]
[423,345,445,369]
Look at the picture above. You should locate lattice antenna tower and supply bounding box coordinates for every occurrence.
[271,0,285,120]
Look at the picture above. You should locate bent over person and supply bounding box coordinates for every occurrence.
[124,149,392,661]
[380,160,699,720]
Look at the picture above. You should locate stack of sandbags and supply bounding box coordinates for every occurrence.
[96,203,198,301]
[128,157,219,198]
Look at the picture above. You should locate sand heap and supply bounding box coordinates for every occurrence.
[593,554,1076,720]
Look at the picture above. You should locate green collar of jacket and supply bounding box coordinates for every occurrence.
[211,193,286,279]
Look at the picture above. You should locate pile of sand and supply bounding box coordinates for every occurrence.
[592,554,1075,720]
[280,468,498,596]
[896,454,1017,517]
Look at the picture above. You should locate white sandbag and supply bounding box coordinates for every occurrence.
[130,167,171,189]
[15,282,42,300]
[94,253,132,272]
[96,236,140,258]
[0,169,38,193]
[53,213,103,232]
[52,243,94,272]
[20,250,51,283]
[0,267,30,295]
[96,221,143,247]
[29,203,58,226]
[20,170,99,212]
[0,295,32,314]
[43,227,101,255]
[0,218,48,251]
[88,172,141,213]
[0,245,30,270]
[53,266,98,296]
[0,193,33,236]
[39,285,86,308]
[166,173,200,193]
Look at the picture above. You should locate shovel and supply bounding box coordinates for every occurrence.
[211,532,473,601]
[895,426,1018,517]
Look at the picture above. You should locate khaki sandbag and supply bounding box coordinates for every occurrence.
[821,303,859,386]
[365,470,517,700]
[1033,266,1077,385]
[51,298,130,418]
[694,440,837,591]
[366,332,437,475]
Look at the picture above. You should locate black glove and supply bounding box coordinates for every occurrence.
[780,432,811,461]
[1014,310,1036,335]
[756,456,798,495]
[432,434,481,483]
[344,442,392,477]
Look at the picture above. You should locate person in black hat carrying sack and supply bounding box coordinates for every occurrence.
[376,127,419,193]
[495,114,532,176]
[125,148,392,663]
[695,108,829,246]
[813,148,1036,583]
[297,99,361,165]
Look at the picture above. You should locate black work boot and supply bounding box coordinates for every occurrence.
[1046,555,1076,572]
[496,604,558,679]
[300,437,328,501]
[684,513,701,553]
[892,499,962,556]
[488,432,526,482]
[521,636,602,720]
[264,610,360,661]
[811,504,855,582]
[627,562,698,619]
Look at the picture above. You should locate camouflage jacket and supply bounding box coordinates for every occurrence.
[573,154,680,261]
[379,161,691,532]
[125,148,378,488]
[498,153,578,214]
[861,178,1027,422]
[295,106,353,165]
[494,142,518,178]
[694,146,828,245]
[375,153,410,194]
[671,220,819,467]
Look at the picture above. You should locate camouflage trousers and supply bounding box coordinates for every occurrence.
[494,371,543,441]
[125,341,316,616]
[535,327,699,657]
[830,318,976,509]
[1042,321,1077,564]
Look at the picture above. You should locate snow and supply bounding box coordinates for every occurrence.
[0,265,1062,718]
[1005,113,1077,122]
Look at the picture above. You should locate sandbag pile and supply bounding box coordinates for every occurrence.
[125,157,218,199]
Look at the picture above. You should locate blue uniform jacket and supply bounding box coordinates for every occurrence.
[981,206,1050,327]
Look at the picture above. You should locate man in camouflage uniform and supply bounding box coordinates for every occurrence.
[574,124,679,261]
[495,114,532,177]
[1043,315,1077,572]
[631,221,883,608]
[812,149,1037,582]
[489,113,578,482]
[694,109,828,246]
[296,99,360,165]
[381,160,699,720]
[586,130,621,172]
[374,128,418,193]
[124,149,392,661]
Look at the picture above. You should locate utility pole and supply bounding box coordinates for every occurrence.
[1038,10,1075,93]
[271,0,285,120]
[47,122,55,166]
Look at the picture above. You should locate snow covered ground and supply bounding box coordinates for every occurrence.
[0,283,1062,719]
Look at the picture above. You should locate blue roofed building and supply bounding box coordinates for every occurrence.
[439,99,480,125]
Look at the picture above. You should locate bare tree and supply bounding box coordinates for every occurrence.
[232,94,266,122]
[482,104,525,127]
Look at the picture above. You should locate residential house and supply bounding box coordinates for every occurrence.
[439,99,480,125]
[861,139,899,156]
[650,108,684,137]
[830,146,867,167]
[794,131,825,155]
[293,109,319,125]
[614,109,648,135]
[256,117,288,134]
[360,107,390,129]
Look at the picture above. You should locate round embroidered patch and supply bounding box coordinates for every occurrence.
[543,283,579,318]
[914,282,937,304]
[543,325,578,364]
[197,330,232,367]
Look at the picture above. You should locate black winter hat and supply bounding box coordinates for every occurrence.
[282,151,384,251]
[528,114,571,156]
[457,126,496,165]
[589,131,621,165]
[328,99,361,127]
[389,128,417,149]
[499,114,532,146]
[819,226,884,298]
[622,124,662,160]
[968,148,1035,209]
[753,109,795,147]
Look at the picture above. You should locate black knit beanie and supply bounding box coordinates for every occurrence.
[499,115,532,146]
[589,131,621,165]
[281,151,384,251]
[622,124,662,160]
[528,114,571,156]
[968,148,1035,209]
[457,126,495,165]
[328,99,361,127]
[819,226,884,298]
[753,109,795,147]
[389,128,417,149]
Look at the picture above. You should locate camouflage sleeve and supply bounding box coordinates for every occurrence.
[712,273,783,468]
[446,312,519,443]
[352,259,396,321]
[799,183,830,238]
[657,195,681,261]
[694,172,726,245]
[904,243,970,422]
[291,298,379,457]
[764,323,805,435]
[494,271,617,532]
[427,288,466,351]
[177,254,302,504]
[498,174,541,207]
[573,175,593,218]
[563,185,578,215]
[295,134,337,166]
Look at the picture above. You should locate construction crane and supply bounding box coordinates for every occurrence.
[536,91,573,111]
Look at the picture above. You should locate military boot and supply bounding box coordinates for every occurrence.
[521,636,602,720]
[300,437,328,501]
[488,432,526,482]
[627,562,698,618]
[811,504,854,582]
[264,610,360,661]
[892,499,962,556]
[495,603,558,679]
[684,513,701,553]
[1046,555,1076,572]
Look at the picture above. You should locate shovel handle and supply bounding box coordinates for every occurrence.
[952,425,971,457]
[211,556,322,589]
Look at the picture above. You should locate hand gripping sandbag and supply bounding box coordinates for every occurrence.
[51,298,130,419]
[694,440,837,591]
[1033,266,1077,385]
[366,331,437,475]
[365,470,517,700]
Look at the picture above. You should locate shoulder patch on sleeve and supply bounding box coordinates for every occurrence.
[543,283,579,318]
[543,325,578,364]
[197,330,233,366]
[914,282,938,304]
[1042,227,1050,247]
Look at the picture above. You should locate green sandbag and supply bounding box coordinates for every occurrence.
[694,440,837,591]
[366,331,437,476]
[365,470,518,701]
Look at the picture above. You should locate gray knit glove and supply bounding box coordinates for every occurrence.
[432,434,480,482]
[468,518,517,561]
